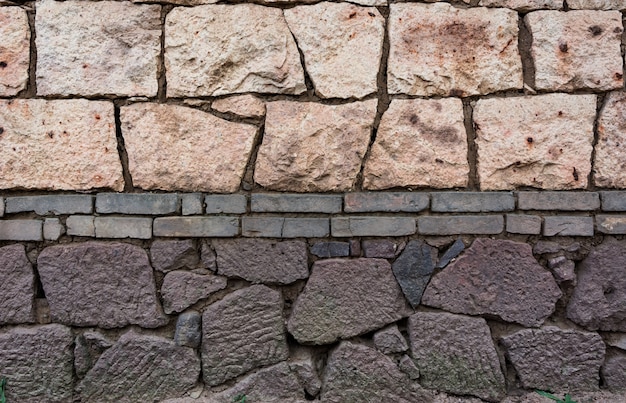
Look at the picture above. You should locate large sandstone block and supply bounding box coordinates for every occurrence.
[165,4,305,97]
[525,10,623,91]
[363,98,468,189]
[595,91,626,188]
[38,242,167,328]
[0,99,123,191]
[388,3,522,96]
[0,7,29,96]
[121,103,257,192]
[255,100,377,192]
[0,244,35,324]
[284,3,384,99]
[479,0,562,11]
[36,0,160,96]
[567,0,626,9]
[474,94,596,190]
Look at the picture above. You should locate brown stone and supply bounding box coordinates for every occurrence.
[211,94,266,118]
[150,239,199,273]
[161,270,227,314]
[0,244,35,324]
[0,7,29,96]
[595,91,626,187]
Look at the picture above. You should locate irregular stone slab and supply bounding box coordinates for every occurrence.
[0,244,35,324]
[201,241,217,271]
[392,240,437,308]
[436,238,465,269]
[321,341,434,402]
[255,100,376,191]
[602,350,626,390]
[38,242,167,328]
[0,324,73,402]
[150,239,199,273]
[161,270,227,314]
[74,331,113,379]
[606,333,626,350]
[202,285,288,386]
[288,258,412,344]
[165,4,305,97]
[567,0,626,9]
[0,99,123,191]
[289,348,321,397]
[501,327,605,391]
[567,237,626,331]
[373,324,409,354]
[388,3,522,96]
[410,312,505,401]
[480,0,562,10]
[36,0,160,96]
[122,103,258,192]
[214,239,308,284]
[423,238,561,327]
[364,98,468,189]
[595,91,626,188]
[212,94,266,118]
[474,94,596,190]
[174,311,202,349]
[399,354,420,380]
[285,3,383,98]
[78,332,200,402]
[0,7,29,95]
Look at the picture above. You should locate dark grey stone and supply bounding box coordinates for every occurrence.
[153,217,239,237]
[431,192,515,212]
[418,215,503,235]
[363,239,401,258]
[150,239,198,272]
[74,331,113,378]
[331,216,416,237]
[311,242,350,258]
[66,215,95,237]
[596,215,626,234]
[94,217,152,239]
[506,214,542,235]
[0,244,35,324]
[5,195,93,215]
[392,240,436,308]
[436,238,465,269]
[601,191,626,211]
[344,192,429,213]
[544,216,594,236]
[533,240,562,254]
[242,217,329,238]
[252,193,341,213]
[96,193,179,215]
[174,311,202,348]
[181,193,203,216]
[349,240,361,256]
[205,194,246,214]
[518,191,600,211]
[0,219,42,241]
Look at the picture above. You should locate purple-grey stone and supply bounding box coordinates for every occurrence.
[289,347,322,397]
[392,240,437,308]
[399,354,420,380]
[161,269,227,314]
[74,331,113,379]
[436,238,465,269]
[174,310,201,349]
[362,239,400,258]
[373,324,409,354]
[602,350,626,391]
[201,241,217,271]
[310,241,350,258]
[548,256,576,283]
[0,244,35,324]
[150,239,199,272]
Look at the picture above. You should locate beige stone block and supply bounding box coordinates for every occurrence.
[480,0,562,10]
[260,0,386,5]
[567,0,626,10]
[211,95,266,118]
[0,7,29,96]
[595,91,626,188]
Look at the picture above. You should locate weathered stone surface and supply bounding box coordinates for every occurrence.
[399,354,420,380]
[518,191,600,210]
[0,7,29,95]
[363,240,401,258]
[567,238,626,331]
[6,194,93,215]
[503,391,626,402]
[165,4,305,97]
[43,218,64,241]
[74,331,113,379]
[321,342,434,402]
[36,0,160,96]
[544,216,594,236]
[388,3,522,96]
[288,258,412,344]
[602,350,626,390]
[601,191,626,211]
[0,244,35,324]
[205,194,247,214]
[432,192,515,212]
[409,312,506,401]
[214,239,308,284]
[162,270,227,314]
[243,217,329,239]
[212,94,266,118]
[392,240,436,308]
[311,242,350,258]
[436,238,465,269]
[122,103,258,192]
[418,215,504,235]
[344,192,430,212]
[423,238,562,327]
[181,193,203,216]
[285,3,383,98]
[0,99,123,191]
[501,327,605,391]
[252,193,341,213]
[526,11,623,91]
[0,220,42,241]
[364,98,468,189]
[0,324,74,402]
[38,242,167,328]
[507,214,543,235]
[480,0,562,11]
[78,332,200,402]
[596,92,626,188]
[373,324,409,354]
[154,217,239,237]
[548,256,576,283]
[94,217,152,239]
[150,239,199,273]
[332,216,416,237]
[597,215,626,234]
[174,311,202,349]
[202,285,288,385]
[66,215,95,237]
[255,100,376,191]
[96,193,180,215]
[568,0,626,9]
[474,94,596,190]
[289,348,321,397]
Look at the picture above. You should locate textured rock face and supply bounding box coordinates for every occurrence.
[284,3,384,99]
[150,239,199,273]
[121,103,258,192]
[36,0,160,96]
[388,3,522,96]
[255,100,377,192]
[373,324,409,354]
[0,99,123,191]
[567,0,626,9]
[74,331,113,379]
[0,325,74,402]
[422,238,562,327]
[202,285,288,386]
[595,91,626,188]
[174,311,202,349]
[165,4,306,97]
[289,348,322,397]
[78,332,200,402]
[392,240,437,308]
[501,327,605,391]
[363,98,469,190]
[526,10,623,91]
[601,351,626,390]
[37,242,167,328]
[409,312,506,401]
[161,270,227,314]
[288,258,412,344]
[211,95,266,118]
[479,0,562,10]
[0,244,35,324]
[567,238,626,331]
[0,7,29,96]
[215,239,308,284]
[474,94,596,190]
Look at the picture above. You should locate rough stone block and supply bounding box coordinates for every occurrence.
[94,217,152,239]
[418,216,503,235]
[373,325,409,354]
[567,0,626,9]
[43,218,64,241]
[0,197,3,217]
[507,214,543,235]
[601,191,626,211]
[0,219,43,241]
[66,215,95,237]
[548,256,577,283]
[153,217,239,237]
[596,215,626,234]
[344,192,429,213]
[479,0,562,10]
[150,240,199,272]
[544,216,594,236]
[0,244,35,324]
[205,194,247,214]
[96,193,179,215]
[392,240,436,308]
[288,349,322,397]
[162,270,227,314]
[595,92,626,188]
[6,195,93,215]
[399,355,420,380]
[518,191,600,210]
[310,242,350,258]
[331,216,416,237]
[436,238,466,269]
[362,240,401,258]
[241,217,283,237]
[0,7,29,96]
[251,193,341,213]
[242,217,329,238]
[174,311,202,349]
[181,193,203,216]
[602,351,626,390]
[74,331,113,379]
[212,94,266,118]
[432,192,515,212]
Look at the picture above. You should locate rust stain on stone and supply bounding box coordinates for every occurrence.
[405,113,459,144]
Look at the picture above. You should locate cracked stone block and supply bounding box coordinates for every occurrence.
[74,331,113,379]
[174,311,202,349]
[0,7,30,96]
[161,270,227,314]
[150,239,199,273]
[0,244,35,324]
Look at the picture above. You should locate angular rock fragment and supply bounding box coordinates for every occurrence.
[567,0,626,9]
[362,239,401,258]
[595,91,626,188]
[150,239,199,272]
[289,348,322,397]
[392,240,437,308]
[174,311,202,349]
[399,354,420,380]
[436,238,465,269]
[0,244,35,324]
[601,350,626,390]
[0,7,30,96]
[310,242,350,258]
[212,94,266,118]
[74,331,113,378]
[162,270,227,314]
[201,241,217,271]
[373,324,409,354]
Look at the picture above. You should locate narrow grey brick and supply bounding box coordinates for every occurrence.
[43,218,64,241]
[181,193,203,216]
[596,215,626,234]
[205,195,247,214]
[242,217,283,237]
[601,191,626,211]
[153,217,239,237]
[242,217,329,238]
[5,195,93,215]
[0,197,4,217]
[518,192,600,211]
[331,217,416,237]
[95,217,153,239]
[506,214,542,235]
[252,194,341,213]
[96,193,179,215]
[310,242,350,258]
[66,215,95,237]
[432,192,514,212]
[344,192,429,213]
[544,216,594,236]
[0,220,42,241]
[418,216,503,235]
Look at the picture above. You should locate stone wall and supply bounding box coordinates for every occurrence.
[1,0,626,401]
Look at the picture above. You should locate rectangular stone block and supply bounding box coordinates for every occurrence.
[6,195,94,215]
[66,216,95,237]
[94,217,152,239]
[43,218,64,241]
[331,217,416,237]
[518,192,600,210]
[181,193,203,216]
[600,191,626,211]
[242,217,329,238]
[506,214,542,235]
[153,217,239,237]
[418,216,504,235]
[431,192,515,212]
[544,216,594,236]
[344,192,429,213]
[0,7,30,96]
[0,220,42,241]
[96,193,180,215]
[205,195,247,214]
[596,215,626,234]
[251,194,341,213]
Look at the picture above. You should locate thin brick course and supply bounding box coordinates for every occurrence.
[96,193,180,215]
[66,216,95,237]
[242,217,329,238]
[518,192,600,211]
[205,195,247,214]
[0,220,43,241]
[153,217,239,237]
[506,214,542,235]
[344,192,429,213]
[418,216,504,235]
[251,194,341,213]
[596,215,626,234]
[94,217,153,239]
[431,192,515,212]
[181,194,203,216]
[600,191,626,211]
[544,216,594,236]
[6,195,93,215]
[331,217,416,237]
